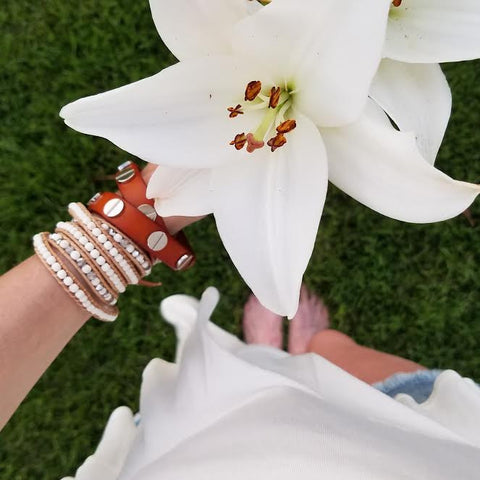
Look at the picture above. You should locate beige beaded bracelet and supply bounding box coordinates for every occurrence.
[55,222,127,294]
[33,204,154,321]
[49,230,118,305]
[33,233,118,321]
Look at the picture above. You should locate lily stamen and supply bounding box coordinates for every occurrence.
[269,87,281,108]
[276,119,296,133]
[267,133,287,152]
[230,133,247,150]
[229,80,296,154]
[245,81,262,101]
[227,104,244,118]
[391,0,402,7]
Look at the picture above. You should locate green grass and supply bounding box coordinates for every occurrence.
[1,1,480,478]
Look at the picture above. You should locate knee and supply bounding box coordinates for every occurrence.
[307,329,356,355]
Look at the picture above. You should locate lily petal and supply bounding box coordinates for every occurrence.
[149,0,251,60]
[60,56,270,168]
[370,59,451,164]
[72,407,137,480]
[211,114,328,317]
[322,101,480,223]
[147,166,213,217]
[386,0,480,63]
[232,0,391,126]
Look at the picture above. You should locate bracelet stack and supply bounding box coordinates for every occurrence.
[32,160,196,322]
[33,205,150,321]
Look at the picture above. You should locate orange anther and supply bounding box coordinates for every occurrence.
[227,104,244,118]
[267,133,287,152]
[230,133,247,150]
[269,86,281,109]
[276,119,296,133]
[244,81,262,101]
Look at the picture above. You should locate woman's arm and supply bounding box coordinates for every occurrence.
[0,214,198,429]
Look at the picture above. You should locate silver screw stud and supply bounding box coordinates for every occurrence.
[103,198,125,218]
[138,204,157,221]
[176,254,193,270]
[147,231,168,251]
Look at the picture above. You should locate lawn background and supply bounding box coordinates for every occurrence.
[1,1,480,478]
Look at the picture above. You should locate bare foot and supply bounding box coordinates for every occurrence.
[288,285,329,355]
[242,294,283,349]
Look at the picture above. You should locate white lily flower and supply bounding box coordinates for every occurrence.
[60,0,480,316]
[385,0,480,64]
[371,0,480,163]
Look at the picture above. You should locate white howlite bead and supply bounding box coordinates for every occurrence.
[57,270,67,280]
[70,250,80,261]
[46,256,56,265]
[110,247,118,256]
[96,256,106,266]
[132,251,139,257]
[78,291,87,300]
[52,263,61,272]
[91,278,100,287]
[98,234,107,243]
[51,233,60,241]
[90,249,99,259]
[126,245,134,253]
[64,276,73,286]
[69,284,79,293]
[75,290,83,299]
[79,236,88,246]
[104,241,113,250]
[114,233,122,242]
[82,265,92,274]
[137,255,144,262]
[85,242,94,251]
[88,222,96,230]
[92,228,101,236]
[114,254,123,262]
[74,231,82,240]
[101,264,109,272]
[60,240,69,249]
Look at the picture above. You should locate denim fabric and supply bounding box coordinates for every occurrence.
[373,369,444,403]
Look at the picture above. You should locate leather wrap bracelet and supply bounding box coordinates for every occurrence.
[88,161,195,271]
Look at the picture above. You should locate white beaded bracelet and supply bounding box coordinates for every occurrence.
[69,216,141,285]
[49,231,117,305]
[33,233,117,322]
[56,222,127,294]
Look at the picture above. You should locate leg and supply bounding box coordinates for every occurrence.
[288,285,330,354]
[242,294,283,349]
[307,329,426,384]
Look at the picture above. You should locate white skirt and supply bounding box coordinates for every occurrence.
[63,288,480,480]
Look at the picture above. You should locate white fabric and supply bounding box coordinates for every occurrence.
[63,288,480,480]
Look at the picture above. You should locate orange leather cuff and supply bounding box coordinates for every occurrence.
[88,167,195,271]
